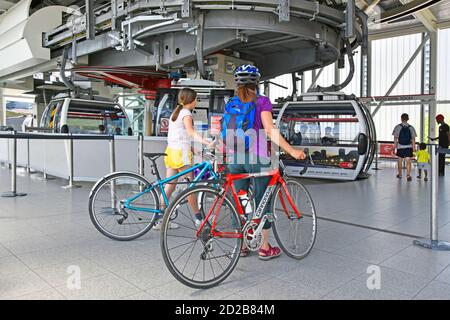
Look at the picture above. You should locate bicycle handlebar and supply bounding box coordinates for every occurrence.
[299,149,312,176]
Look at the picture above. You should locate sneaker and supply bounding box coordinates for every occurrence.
[417,176,421,179]
[194,219,203,227]
[424,177,428,181]
[396,174,402,179]
[407,176,412,182]
[153,220,179,230]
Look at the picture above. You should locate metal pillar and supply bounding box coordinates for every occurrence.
[85,0,96,40]
[428,32,438,140]
[109,137,116,210]
[138,134,144,191]
[0,88,4,126]
[372,142,380,171]
[371,33,430,117]
[2,133,27,197]
[414,145,450,250]
[62,135,81,189]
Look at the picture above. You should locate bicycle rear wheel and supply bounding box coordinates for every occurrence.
[89,172,159,241]
[161,186,242,289]
[272,178,317,259]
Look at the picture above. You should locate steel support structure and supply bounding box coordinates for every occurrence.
[371,33,430,117]
[428,31,438,141]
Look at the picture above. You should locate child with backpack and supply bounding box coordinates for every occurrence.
[220,64,305,260]
[392,113,417,181]
[416,142,430,181]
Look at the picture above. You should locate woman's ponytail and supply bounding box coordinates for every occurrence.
[171,103,183,121]
[171,88,197,121]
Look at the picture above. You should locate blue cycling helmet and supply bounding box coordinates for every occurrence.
[234,64,260,85]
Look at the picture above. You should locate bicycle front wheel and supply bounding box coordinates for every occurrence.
[89,172,160,241]
[161,186,242,289]
[272,178,317,259]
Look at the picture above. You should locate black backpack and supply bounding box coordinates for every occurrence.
[398,124,412,145]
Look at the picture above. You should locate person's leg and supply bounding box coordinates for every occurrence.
[406,157,412,180]
[439,153,445,176]
[397,157,403,177]
[177,166,200,214]
[424,169,428,181]
[246,159,279,258]
[161,167,178,208]
[417,168,422,179]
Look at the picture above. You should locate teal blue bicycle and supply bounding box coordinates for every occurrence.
[88,151,252,241]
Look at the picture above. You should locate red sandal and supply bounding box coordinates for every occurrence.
[258,245,281,261]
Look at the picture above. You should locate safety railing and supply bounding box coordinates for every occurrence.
[0,131,115,197]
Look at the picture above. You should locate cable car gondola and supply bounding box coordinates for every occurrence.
[276,92,376,181]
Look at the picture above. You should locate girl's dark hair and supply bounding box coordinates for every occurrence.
[419,142,427,150]
[236,84,257,103]
[171,88,197,121]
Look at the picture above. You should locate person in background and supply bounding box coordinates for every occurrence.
[416,142,430,181]
[430,114,450,176]
[98,124,106,134]
[392,113,417,181]
[114,127,122,135]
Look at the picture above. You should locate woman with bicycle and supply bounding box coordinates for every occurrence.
[222,64,306,259]
[153,88,216,230]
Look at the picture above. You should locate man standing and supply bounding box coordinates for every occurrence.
[392,113,417,181]
[431,114,450,176]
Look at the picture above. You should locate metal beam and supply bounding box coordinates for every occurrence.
[309,67,324,91]
[345,0,355,39]
[399,0,437,32]
[371,33,430,117]
[85,0,96,40]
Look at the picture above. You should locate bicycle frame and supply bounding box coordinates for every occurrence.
[196,168,302,239]
[123,160,219,214]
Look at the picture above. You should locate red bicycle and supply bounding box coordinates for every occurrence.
[160,154,317,289]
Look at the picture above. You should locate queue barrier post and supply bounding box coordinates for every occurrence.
[372,141,381,171]
[413,144,450,251]
[138,134,144,192]
[1,131,27,197]
[62,134,81,189]
[109,136,116,210]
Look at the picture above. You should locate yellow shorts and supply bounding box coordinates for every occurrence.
[164,147,193,169]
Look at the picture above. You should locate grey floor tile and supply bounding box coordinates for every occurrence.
[0,270,52,299]
[0,245,11,258]
[17,247,85,270]
[124,291,158,300]
[146,281,235,300]
[237,277,324,300]
[397,245,450,266]
[33,258,109,288]
[118,262,176,291]
[0,255,30,276]
[334,237,412,264]
[55,273,140,300]
[2,235,68,255]
[11,288,66,300]
[381,254,448,280]
[414,281,450,300]
[434,265,450,285]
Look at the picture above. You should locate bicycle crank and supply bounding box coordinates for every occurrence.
[242,220,263,251]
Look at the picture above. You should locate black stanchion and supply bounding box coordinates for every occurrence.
[1,132,27,198]
[414,144,450,251]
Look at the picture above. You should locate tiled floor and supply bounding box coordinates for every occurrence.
[0,163,450,300]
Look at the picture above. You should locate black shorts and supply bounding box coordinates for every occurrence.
[396,147,413,158]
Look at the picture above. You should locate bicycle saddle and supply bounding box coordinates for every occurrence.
[143,153,167,161]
